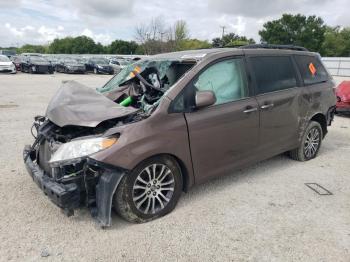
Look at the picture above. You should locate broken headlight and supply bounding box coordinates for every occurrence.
[49,136,117,166]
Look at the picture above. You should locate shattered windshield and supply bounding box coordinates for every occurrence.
[98,60,173,93]
[97,58,195,115]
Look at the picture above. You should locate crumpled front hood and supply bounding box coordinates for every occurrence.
[46,80,138,127]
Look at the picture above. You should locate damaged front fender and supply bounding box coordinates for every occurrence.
[94,167,126,227]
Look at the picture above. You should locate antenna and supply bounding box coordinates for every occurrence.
[220,26,226,39]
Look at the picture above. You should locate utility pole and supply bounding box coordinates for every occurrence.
[220,26,226,39]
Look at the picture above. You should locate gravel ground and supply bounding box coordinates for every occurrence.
[0,73,349,262]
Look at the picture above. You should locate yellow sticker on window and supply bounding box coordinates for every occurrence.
[129,66,142,78]
[309,63,317,76]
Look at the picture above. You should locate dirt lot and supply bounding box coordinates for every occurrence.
[0,73,349,262]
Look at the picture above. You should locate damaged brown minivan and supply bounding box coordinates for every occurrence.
[24,45,336,227]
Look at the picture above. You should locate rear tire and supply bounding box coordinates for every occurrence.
[113,155,183,223]
[288,121,323,161]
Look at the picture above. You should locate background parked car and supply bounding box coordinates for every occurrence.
[55,58,86,74]
[109,58,132,74]
[0,50,16,58]
[21,53,42,57]
[85,57,114,74]
[336,81,350,113]
[44,56,60,71]
[10,56,23,71]
[0,55,16,74]
[21,56,54,74]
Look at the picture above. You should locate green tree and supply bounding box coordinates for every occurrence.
[212,33,255,48]
[108,40,138,54]
[174,20,190,50]
[259,14,326,52]
[49,37,73,53]
[321,26,350,56]
[48,36,105,54]
[70,36,100,54]
[176,39,211,50]
[18,44,47,53]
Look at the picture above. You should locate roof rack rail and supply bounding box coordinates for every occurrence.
[239,44,308,51]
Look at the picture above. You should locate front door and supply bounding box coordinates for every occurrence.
[184,57,259,183]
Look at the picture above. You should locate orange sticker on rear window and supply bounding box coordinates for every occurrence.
[309,63,317,76]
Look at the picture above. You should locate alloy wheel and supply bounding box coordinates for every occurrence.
[132,163,175,215]
[304,127,320,159]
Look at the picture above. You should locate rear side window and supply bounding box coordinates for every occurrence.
[294,55,329,85]
[250,56,297,94]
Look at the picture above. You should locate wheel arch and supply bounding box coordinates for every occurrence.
[310,113,327,137]
[131,153,191,193]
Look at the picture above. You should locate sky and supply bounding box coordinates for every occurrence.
[0,0,349,47]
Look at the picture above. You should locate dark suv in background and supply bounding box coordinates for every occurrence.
[24,45,336,227]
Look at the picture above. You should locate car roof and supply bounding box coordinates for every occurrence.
[151,48,238,61]
[149,47,317,61]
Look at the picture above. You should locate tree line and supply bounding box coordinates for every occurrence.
[2,14,350,57]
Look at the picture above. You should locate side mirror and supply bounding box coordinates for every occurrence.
[195,91,216,109]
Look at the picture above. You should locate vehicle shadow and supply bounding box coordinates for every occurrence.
[106,153,298,230]
[71,140,337,231]
[335,113,350,119]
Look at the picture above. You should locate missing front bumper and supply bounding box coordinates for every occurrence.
[23,145,80,214]
[23,145,127,227]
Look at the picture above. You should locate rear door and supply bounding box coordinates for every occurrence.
[184,57,260,183]
[294,55,335,118]
[248,55,302,157]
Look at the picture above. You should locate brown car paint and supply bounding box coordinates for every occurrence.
[92,48,336,189]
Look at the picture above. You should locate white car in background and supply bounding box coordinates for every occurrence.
[0,55,16,74]
[109,58,132,74]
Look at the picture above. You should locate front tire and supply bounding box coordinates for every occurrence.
[113,155,183,223]
[288,121,323,161]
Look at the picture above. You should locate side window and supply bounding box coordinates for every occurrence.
[294,55,329,85]
[194,58,248,105]
[250,56,297,94]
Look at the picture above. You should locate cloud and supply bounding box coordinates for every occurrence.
[81,28,113,45]
[0,0,349,47]
[3,23,66,45]
[72,0,135,18]
[0,0,22,8]
[208,0,328,17]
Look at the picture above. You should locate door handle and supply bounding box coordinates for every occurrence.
[243,107,258,113]
[260,103,274,109]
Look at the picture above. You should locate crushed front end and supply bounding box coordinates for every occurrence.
[23,117,127,227]
[23,56,196,226]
